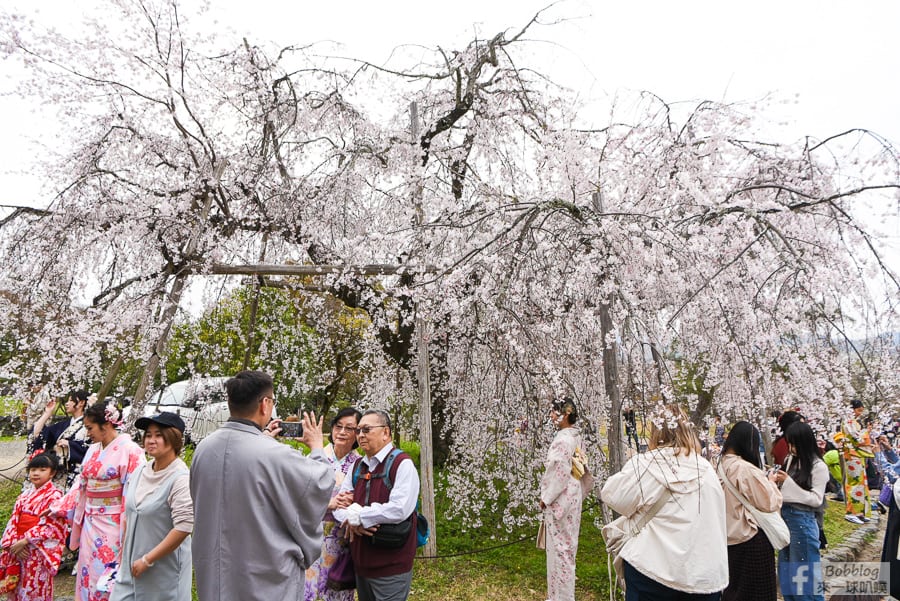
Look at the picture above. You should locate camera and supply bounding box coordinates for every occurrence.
[278,421,303,438]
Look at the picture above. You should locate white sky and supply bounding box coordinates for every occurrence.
[2,0,899,235]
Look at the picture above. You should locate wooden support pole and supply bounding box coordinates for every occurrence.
[416,313,436,555]
[410,101,437,556]
[599,297,625,475]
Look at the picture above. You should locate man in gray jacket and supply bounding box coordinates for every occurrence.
[190,370,333,600]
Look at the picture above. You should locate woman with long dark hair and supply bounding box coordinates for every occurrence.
[773,422,828,601]
[31,390,90,487]
[717,421,782,601]
[771,410,804,467]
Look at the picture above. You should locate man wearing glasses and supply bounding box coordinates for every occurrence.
[190,370,334,601]
[333,409,421,601]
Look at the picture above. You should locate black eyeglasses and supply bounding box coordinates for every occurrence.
[260,396,277,407]
[355,425,388,435]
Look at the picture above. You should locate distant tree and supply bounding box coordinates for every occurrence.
[164,286,370,417]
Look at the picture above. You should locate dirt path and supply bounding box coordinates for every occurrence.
[0,439,28,483]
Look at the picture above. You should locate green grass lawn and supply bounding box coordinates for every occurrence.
[412,500,612,600]
[822,495,864,547]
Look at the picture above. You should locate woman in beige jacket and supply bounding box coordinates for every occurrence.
[718,421,783,601]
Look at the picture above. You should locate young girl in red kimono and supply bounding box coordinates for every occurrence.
[0,451,67,601]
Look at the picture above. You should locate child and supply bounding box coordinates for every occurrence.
[0,451,68,601]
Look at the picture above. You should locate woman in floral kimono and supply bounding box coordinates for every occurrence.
[0,451,67,601]
[539,398,588,601]
[304,407,361,601]
[49,402,144,601]
[835,399,874,524]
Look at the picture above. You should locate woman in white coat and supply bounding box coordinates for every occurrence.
[539,398,588,601]
[601,405,728,600]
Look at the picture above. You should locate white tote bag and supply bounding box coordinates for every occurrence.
[718,463,791,549]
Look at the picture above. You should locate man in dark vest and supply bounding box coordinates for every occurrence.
[334,409,420,601]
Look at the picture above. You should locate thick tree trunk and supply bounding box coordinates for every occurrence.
[128,185,217,427]
[690,387,716,426]
[96,355,124,403]
[242,234,268,370]
[129,271,190,423]
[428,314,453,467]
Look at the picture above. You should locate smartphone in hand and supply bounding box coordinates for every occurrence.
[279,421,303,438]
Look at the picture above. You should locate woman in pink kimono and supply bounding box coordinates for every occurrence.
[0,451,67,601]
[49,402,144,601]
[539,398,588,601]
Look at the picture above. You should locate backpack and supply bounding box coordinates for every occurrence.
[352,448,430,547]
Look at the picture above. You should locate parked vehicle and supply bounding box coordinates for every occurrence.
[124,377,228,441]
[191,390,278,443]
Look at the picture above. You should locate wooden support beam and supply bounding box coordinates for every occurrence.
[208,263,437,277]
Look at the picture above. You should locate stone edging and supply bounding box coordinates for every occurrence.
[822,515,882,563]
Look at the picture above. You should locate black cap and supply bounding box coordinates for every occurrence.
[135,411,186,433]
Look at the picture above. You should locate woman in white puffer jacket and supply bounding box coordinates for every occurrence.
[601,405,729,600]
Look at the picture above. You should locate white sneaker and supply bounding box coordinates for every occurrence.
[845,514,864,524]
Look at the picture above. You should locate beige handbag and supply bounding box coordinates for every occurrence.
[536,520,546,549]
[717,463,791,549]
[601,494,669,589]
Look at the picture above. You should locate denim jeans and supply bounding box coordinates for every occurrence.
[623,562,721,601]
[778,505,824,601]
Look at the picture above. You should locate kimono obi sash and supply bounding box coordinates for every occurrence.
[84,480,124,514]
[15,513,40,537]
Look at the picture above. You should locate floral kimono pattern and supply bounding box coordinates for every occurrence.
[304,445,360,601]
[51,434,145,601]
[539,427,585,601]
[839,418,873,518]
[0,480,67,601]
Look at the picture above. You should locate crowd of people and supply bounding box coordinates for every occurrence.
[537,399,900,601]
[0,371,422,601]
[5,378,899,601]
